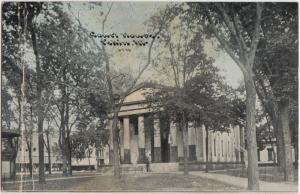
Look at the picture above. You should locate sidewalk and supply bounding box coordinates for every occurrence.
[185,171,298,192]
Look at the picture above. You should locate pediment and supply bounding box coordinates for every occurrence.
[123,88,151,104]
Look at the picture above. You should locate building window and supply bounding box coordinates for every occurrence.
[267,148,273,161]
[257,150,260,161]
[214,139,216,156]
[33,147,36,152]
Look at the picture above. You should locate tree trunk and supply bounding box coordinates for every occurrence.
[11,158,17,180]
[271,116,285,168]
[12,97,21,180]
[68,143,72,175]
[67,138,73,176]
[27,142,33,177]
[48,150,52,175]
[61,152,68,176]
[182,114,189,175]
[205,127,209,173]
[31,25,45,183]
[59,105,68,176]
[11,138,19,179]
[244,73,260,190]
[295,145,298,169]
[266,117,277,165]
[278,99,294,182]
[37,118,45,182]
[271,142,277,165]
[112,113,121,177]
[65,93,72,176]
[59,68,68,176]
[255,79,285,168]
[46,131,51,175]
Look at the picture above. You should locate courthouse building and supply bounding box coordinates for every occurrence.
[103,87,246,170]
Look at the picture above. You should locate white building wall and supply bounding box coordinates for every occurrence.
[16,131,99,168]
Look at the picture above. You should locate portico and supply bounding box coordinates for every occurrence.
[115,113,167,164]
[108,87,245,166]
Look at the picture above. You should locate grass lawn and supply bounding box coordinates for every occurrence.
[211,166,298,182]
[2,170,99,182]
[2,172,242,192]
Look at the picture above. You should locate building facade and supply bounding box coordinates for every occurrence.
[105,88,246,166]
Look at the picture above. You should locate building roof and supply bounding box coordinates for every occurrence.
[123,82,169,104]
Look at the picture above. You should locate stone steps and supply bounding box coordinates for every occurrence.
[97,163,180,174]
[121,162,179,173]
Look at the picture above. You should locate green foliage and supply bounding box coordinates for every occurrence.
[253,3,298,146]
[146,6,246,131]
[2,2,110,162]
[71,124,108,160]
[255,3,298,101]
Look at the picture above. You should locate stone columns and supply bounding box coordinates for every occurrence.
[153,115,161,162]
[138,115,146,163]
[119,120,124,162]
[201,125,207,162]
[240,127,245,163]
[177,130,184,162]
[208,131,214,162]
[224,134,228,162]
[231,130,235,162]
[169,121,178,162]
[123,117,131,164]
[188,122,197,161]
[234,125,240,162]
[217,133,221,162]
[226,134,230,162]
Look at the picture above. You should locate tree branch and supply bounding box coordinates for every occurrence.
[215,3,246,56]
[168,43,179,87]
[205,8,246,73]
[249,3,263,66]
[232,13,249,53]
[119,7,170,102]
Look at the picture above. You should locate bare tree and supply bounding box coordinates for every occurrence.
[72,3,171,177]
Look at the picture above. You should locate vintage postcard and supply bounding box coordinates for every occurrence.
[1,1,298,193]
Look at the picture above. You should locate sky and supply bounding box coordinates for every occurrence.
[69,2,244,89]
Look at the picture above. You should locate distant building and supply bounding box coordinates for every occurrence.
[15,131,98,172]
[257,140,296,165]
[1,130,20,179]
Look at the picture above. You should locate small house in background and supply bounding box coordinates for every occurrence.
[257,139,296,166]
[1,129,20,180]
